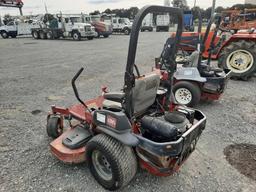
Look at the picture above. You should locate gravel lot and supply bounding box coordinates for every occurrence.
[0,33,256,192]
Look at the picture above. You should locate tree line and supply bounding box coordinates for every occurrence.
[89,3,256,20]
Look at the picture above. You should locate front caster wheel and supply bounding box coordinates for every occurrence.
[86,134,137,191]
[46,115,63,138]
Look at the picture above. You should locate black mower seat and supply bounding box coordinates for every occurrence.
[104,92,125,102]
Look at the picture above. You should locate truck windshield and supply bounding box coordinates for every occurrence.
[70,17,82,23]
[91,16,100,22]
[119,18,130,24]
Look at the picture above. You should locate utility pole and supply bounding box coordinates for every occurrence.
[211,0,216,18]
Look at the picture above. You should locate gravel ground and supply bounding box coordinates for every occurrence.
[0,33,256,192]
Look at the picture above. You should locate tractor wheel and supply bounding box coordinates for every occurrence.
[173,81,201,107]
[1,31,9,39]
[32,31,39,39]
[86,134,137,191]
[72,31,81,41]
[218,40,256,80]
[46,116,63,139]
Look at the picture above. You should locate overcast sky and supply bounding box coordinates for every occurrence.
[0,0,246,16]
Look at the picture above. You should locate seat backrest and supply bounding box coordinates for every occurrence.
[188,50,199,68]
[132,73,160,114]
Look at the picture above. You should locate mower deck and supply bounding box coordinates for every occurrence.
[50,129,86,164]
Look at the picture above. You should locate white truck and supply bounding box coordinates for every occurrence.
[156,14,170,32]
[141,13,153,32]
[31,15,96,41]
[111,17,132,35]
[0,20,39,38]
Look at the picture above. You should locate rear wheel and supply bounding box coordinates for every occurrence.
[86,134,137,191]
[46,31,53,39]
[173,81,201,107]
[1,31,9,39]
[32,31,39,39]
[218,40,256,80]
[103,34,109,38]
[39,31,46,39]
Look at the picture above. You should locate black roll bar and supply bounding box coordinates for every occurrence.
[123,5,183,119]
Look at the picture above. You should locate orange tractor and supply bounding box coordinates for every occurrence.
[179,14,256,80]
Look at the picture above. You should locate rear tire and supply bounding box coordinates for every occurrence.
[86,134,137,191]
[39,31,46,39]
[1,31,9,39]
[46,31,53,39]
[103,34,109,38]
[218,40,256,80]
[32,31,39,39]
[173,81,201,107]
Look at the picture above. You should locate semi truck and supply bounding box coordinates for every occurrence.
[31,14,95,40]
[156,14,169,32]
[83,14,112,38]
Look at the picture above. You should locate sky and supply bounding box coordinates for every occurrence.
[0,0,246,16]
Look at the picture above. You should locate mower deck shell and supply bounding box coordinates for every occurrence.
[50,129,86,164]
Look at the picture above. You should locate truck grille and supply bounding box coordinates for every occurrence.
[85,26,91,31]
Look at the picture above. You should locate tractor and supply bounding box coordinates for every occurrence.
[46,6,206,191]
[178,13,256,80]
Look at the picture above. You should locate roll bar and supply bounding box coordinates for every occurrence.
[123,5,183,118]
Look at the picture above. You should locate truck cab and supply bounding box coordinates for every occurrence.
[112,17,132,35]
[57,15,96,40]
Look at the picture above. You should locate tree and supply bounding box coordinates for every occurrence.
[172,0,189,9]
[215,6,225,13]
[90,10,100,15]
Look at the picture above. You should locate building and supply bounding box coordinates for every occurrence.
[245,0,256,5]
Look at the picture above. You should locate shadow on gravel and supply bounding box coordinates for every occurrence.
[224,143,256,181]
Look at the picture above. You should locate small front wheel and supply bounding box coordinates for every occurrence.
[124,28,130,35]
[1,31,9,39]
[46,116,63,138]
[72,31,81,41]
[86,134,137,191]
